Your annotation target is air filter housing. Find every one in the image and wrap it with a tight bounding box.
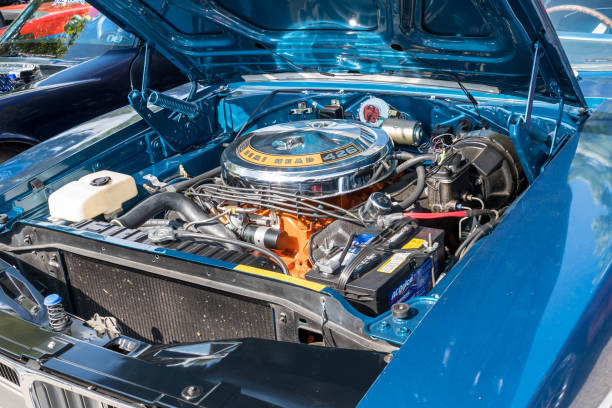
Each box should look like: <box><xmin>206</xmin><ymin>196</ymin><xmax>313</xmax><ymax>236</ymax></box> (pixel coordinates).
<box><xmin>221</xmin><ymin>120</ymin><xmax>395</xmax><ymax>197</ymax></box>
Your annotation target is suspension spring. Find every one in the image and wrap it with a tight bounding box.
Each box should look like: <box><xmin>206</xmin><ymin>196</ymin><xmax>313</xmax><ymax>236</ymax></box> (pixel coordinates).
<box><xmin>44</xmin><ymin>294</ymin><xmax>70</xmax><ymax>331</ymax></box>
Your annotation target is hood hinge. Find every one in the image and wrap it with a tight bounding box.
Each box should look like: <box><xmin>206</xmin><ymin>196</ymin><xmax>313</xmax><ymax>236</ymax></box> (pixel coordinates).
<box><xmin>128</xmin><ymin>43</ymin><xmax>208</xmax><ymax>154</ymax></box>
<box><xmin>550</xmin><ymin>93</ymin><xmax>565</xmax><ymax>155</ymax></box>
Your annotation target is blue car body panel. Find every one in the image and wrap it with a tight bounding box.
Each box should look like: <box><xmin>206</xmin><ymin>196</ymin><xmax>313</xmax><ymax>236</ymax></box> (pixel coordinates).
<box><xmin>360</xmin><ymin>100</ymin><xmax>612</xmax><ymax>407</ymax></box>
<box><xmin>0</xmin><ymin>82</ymin><xmax>605</xmax><ymax>407</ymax></box>
<box><xmin>87</xmin><ymin>0</ymin><xmax>585</xmax><ymax>106</ymax></box>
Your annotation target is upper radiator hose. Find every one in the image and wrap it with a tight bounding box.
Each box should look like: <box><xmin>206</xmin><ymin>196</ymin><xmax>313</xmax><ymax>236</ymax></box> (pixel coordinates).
<box><xmin>113</xmin><ymin>192</ymin><xmax>238</xmax><ymax>247</ymax></box>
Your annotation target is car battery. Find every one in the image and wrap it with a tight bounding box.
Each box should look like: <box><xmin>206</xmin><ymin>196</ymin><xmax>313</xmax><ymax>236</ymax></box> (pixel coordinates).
<box><xmin>306</xmin><ymin>221</ymin><xmax>444</xmax><ymax>315</ymax></box>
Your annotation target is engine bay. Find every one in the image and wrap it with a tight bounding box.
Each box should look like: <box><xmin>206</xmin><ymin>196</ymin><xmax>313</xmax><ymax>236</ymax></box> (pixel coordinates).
<box><xmin>49</xmin><ymin>94</ymin><xmax>523</xmax><ymax>314</ymax></box>
<box><xmin>0</xmin><ymin>84</ymin><xmax>577</xmax><ymax>352</ymax></box>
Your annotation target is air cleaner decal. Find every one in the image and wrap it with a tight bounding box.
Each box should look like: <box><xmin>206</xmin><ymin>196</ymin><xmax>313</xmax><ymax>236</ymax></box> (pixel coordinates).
<box><xmin>238</xmin><ymin>141</ymin><xmax>361</xmax><ymax>167</ymax></box>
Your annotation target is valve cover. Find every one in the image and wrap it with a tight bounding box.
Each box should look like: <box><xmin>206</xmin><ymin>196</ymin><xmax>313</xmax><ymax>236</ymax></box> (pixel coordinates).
<box><xmin>221</xmin><ymin>120</ymin><xmax>395</xmax><ymax>197</ymax></box>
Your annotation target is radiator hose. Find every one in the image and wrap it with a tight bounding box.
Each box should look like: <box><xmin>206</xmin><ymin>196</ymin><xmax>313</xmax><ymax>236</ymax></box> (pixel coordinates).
<box><xmin>113</xmin><ymin>192</ymin><xmax>239</xmax><ymax>249</ymax></box>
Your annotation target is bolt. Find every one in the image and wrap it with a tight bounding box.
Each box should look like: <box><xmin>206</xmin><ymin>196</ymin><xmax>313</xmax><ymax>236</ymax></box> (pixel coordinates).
<box><xmin>279</xmin><ymin>313</ymin><xmax>287</xmax><ymax>324</ymax></box>
<box><xmin>391</xmin><ymin>302</ymin><xmax>411</xmax><ymax>319</ymax></box>
<box><xmin>181</xmin><ymin>385</ymin><xmax>203</xmax><ymax>401</ymax></box>
<box><xmin>24</xmin><ymin>235</ymin><xmax>32</xmax><ymax>245</ymax></box>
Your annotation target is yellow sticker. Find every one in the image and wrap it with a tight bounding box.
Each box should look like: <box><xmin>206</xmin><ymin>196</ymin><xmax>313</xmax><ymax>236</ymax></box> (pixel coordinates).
<box><xmin>238</xmin><ymin>141</ymin><xmax>361</xmax><ymax>168</ymax></box>
<box><xmin>377</xmin><ymin>253</ymin><xmax>410</xmax><ymax>274</ymax></box>
<box><xmin>402</xmin><ymin>238</ymin><xmax>426</xmax><ymax>249</ymax></box>
<box><xmin>233</xmin><ymin>264</ymin><xmax>326</xmax><ymax>292</ymax></box>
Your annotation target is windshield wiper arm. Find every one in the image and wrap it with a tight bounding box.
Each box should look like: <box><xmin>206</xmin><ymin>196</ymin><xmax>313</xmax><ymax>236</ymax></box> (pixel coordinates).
<box><xmin>254</xmin><ymin>42</ymin><xmax>335</xmax><ymax>77</ymax></box>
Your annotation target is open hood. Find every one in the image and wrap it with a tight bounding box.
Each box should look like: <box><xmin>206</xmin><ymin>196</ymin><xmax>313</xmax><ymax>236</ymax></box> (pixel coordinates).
<box><xmin>87</xmin><ymin>0</ymin><xmax>585</xmax><ymax>106</ymax></box>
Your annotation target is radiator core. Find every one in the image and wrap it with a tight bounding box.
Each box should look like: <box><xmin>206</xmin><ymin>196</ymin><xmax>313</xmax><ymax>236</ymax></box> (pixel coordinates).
<box><xmin>63</xmin><ymin>253</ymin><xmax>276</xmax><ymax>344</ymax></box>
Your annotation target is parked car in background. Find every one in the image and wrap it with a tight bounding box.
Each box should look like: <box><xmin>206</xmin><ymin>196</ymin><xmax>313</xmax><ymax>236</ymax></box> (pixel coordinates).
<box><xmin>0</xmin><ymin>0</ymin><xmax>185</xmax><ymax>162</ymax></box>
<box><xmin>544</xmin><ymin>1</ymin><xmax>612</xmax><ymax>107</ymax></box>
<box><xmin>0</xmin><ymin>1</ymin><xmax>28</xmax><ymax>28</ymax></box>
<box><xmin>0</xmin><ymin>0</ymin><xmax>91</xmax><ymax>37</ymax></box>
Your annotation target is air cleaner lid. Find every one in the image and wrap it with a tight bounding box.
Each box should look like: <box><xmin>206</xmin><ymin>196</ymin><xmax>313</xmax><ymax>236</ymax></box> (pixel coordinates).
<box><xmin>221</xmin><ymin>120</ymin><xmax>395</xmax><ymax>197</ymax></box>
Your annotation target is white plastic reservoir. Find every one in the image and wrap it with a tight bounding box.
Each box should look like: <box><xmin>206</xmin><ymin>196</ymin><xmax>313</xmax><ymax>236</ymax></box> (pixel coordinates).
<box><xmin>48</xmin><ymin>171</ymin><xmax>138</xmax><ymax>222</ymax></box>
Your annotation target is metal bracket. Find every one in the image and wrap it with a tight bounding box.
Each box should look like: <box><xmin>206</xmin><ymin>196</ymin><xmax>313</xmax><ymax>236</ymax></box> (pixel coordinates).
<box><xmin>129</xmin><ymin>89</ymin><xmax>202</xmax><ymax>154</ymax></box>
<box><xmin>550</xmin><ymin>94</ymin><xmax>565</xmax><ymax>155</ymax></box>
<box><xmin>128</xmin><ymin>43</ymin><xmax>205</xmax><ymax>153</ymax></box>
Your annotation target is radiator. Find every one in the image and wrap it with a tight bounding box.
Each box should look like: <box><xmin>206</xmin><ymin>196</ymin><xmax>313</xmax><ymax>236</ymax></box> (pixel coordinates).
<box><xmin>62</xmin><ymin>252</ymin><xmax>276</xmax><ymax>344</ymax></box>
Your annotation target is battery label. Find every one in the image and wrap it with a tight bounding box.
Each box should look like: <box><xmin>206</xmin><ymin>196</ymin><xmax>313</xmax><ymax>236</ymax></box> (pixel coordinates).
<box><xmin>388</xmin><ymin>258</ymin><xmax>432</xmax><ymax>306</ymax></box>
<box><xmin>402</xmin><ymin>238</ymin><xmax>426</xmax><ymax>249</ymax></box>
<box><xmin>378</xmin><ymin>237</ymin><xmax>428</xmax><ymax>274</ymax></box>
<box><xmin>377</xmin><ymin>253</ymin><xmax>409</xmax><ymax>274</ymax></box>
<box><xmin>341</xmin><ymin>233</ymin><xmax>376</xmax><ymax>266</ymax></box>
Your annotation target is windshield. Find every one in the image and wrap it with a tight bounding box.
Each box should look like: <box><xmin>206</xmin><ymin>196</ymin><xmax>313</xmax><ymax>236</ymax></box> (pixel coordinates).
<box><xmin>0</xmin><ymin>0</ymin><xmax>136</xmax><ymax>61</ymax></box>
<box><xmin>544</xmin><ymin>1</ymin><xmax>612</xmax><ymax>71</ymax></box>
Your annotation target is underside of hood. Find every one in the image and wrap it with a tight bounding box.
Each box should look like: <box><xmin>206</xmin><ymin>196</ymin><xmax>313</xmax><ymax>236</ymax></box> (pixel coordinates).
<box><xmin>88</xmin><ymin>0</ymin><xmax>585</xmax><ymax>106</ymax></box>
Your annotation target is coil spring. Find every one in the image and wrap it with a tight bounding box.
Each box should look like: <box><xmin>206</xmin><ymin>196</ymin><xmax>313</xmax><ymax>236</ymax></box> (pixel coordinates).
<box><xmin>44</xmin><ymin>295</ymin><xmax>70</xmax><ymax>331</ymax></box>
<box><xmin>147</xmin><ymin>91</ymin><xmax>200</xmax><ymax>118</ymax></box>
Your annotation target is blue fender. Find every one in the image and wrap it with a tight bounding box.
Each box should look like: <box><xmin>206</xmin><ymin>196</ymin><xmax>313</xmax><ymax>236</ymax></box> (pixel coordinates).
<box><xmin>360</xmin><ymin>101</ymin><xmax>612</xmax><ymax>407</ymax></box>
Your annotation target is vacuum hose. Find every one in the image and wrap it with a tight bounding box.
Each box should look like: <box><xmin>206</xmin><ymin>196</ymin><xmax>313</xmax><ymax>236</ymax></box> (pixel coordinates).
<box><xmin>160</xmin><ymin>166</ymin><xmax>221</xmax><ymax>193</ymax></box>
<box><xmin>394</xmin><ymin>153</ymin><xmax>436</xmax><ymax>209</ymax></box>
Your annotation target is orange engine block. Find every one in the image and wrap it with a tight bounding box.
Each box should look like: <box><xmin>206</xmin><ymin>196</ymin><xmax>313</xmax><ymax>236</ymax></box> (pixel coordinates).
<box><xmin>254</xmin><ymin>189</ymin><xmax>377</xmax><ymax>279</ymax></box>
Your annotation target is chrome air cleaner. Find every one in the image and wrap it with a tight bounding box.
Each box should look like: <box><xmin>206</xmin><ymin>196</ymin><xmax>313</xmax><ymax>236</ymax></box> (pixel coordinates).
<box><xmin>221</xmin><ymin>120</ymin><xmax>395</xmax><ymax>198</ymax></box>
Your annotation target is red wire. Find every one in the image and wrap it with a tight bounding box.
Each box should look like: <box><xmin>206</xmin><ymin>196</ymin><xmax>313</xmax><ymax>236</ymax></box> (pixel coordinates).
<box><xmin>402</xmin><ymin>211</ymin><xmax>468</xmax><ymax>219</ymax></box>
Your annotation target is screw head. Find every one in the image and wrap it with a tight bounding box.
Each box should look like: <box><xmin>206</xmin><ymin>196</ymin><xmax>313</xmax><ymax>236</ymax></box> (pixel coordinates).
<box><xmin>181</xmin><ymin>385</ymin><xmax>203</xmax><ymax>401</ymax></box>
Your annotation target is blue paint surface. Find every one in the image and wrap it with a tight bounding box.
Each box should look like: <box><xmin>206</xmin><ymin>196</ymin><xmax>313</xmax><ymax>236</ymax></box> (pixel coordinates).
<box><xmin>86</xmin><ymin>0</ymin><xmax>584</xmax><ymax>105</ymax></box>
<box><xmin>360</xmin><ymin>101</ymin><xmax>612</xmax><ymax>407</ymax></box>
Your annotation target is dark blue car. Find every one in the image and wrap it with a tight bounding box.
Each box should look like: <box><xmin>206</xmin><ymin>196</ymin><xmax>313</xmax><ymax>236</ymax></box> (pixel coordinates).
<box><xmin>0</xmin><ymin>0</ymin><xmax>185</xmax><ymax>162</ymax></box>
<box><xmin>0</xmin><ymin>1</ymin><xmax>610</xmax><ymax>407</ymax></box>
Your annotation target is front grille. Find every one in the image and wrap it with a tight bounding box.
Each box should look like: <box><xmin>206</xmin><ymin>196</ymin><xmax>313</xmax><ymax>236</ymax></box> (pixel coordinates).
<box><xmin>0</xmin><ymin>361</ymin><xmax>19</xmax><ymax>386</ymax></box>
<box><xmin>0</xmin><ymin>356</ymin><xmax>134</xmax><ymax>408</ymax></box>
<box><xmin>32</xmin><ymin>381</ymin><xmax>119</xmax><ymax>408</ymax></box>
<box><xmin>63</xmin><ymin>253</ymin><xmax>276</xmax><ymax>344</ymax></box>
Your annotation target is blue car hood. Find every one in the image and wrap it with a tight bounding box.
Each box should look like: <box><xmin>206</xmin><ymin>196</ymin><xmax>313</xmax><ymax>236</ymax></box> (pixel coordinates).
<box><xmin>79</xmin><ymin>0</ymin><xmax>584</xmax><ymax>106</ymax></box>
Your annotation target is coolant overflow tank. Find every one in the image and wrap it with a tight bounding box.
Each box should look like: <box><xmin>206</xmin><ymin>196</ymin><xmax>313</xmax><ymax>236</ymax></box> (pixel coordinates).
<box><xmin>48</xmin><ymin>171</ymin><xmax>137</xmax><ymax>222</ymax></box>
